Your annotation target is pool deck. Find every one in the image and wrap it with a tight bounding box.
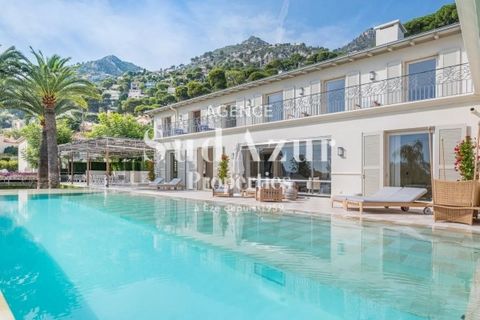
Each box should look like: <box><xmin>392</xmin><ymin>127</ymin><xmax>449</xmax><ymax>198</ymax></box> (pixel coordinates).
<box><xmin>0</xmin><ymin>292</ymin><xmax>14</xmax><ymax>320</ymax></box>
<box><xmin>14</xmin><ymin>184</ymin><xmax>475</xmax><ymax>235</ymax></box>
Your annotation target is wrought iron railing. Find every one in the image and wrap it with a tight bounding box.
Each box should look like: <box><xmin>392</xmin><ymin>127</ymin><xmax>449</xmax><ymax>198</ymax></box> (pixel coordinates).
<box><xmin>156</xmin><ymin>64</ymin><xmax>472</xmax><ymax>138</ymax></box>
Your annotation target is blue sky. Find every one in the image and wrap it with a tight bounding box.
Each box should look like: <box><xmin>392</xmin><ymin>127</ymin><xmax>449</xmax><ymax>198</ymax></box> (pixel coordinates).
<box><xmin>0</xmin><ymin>0</ymin><xmax>454</xmax><ymax>70</ymax></box>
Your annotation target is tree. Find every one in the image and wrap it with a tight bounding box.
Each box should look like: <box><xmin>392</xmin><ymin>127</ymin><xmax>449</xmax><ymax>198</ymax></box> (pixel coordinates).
<box><xmin>207</xmin><ymin>68</ymin><xmax>227</xmax><ymax>90</ymax></box>
<box><xmin>3</xmin><ymin>146</ymin><xmax>18</xmax><ymax>156</ymax></box>
<box><xmin>12</xmin><ymin>49</ymin><xmax>98</xmax><ymax>187</ymax></box>
<box><xmin>248</xmin><ymin>71</ymin><xmax>268</xmax><ymax>82</ymax></box>
<box><xmin>0</xmin><ymin>46</ymin><xmax>23</xmax><ymax>80</ymax></box>
<box><xmin>88</xmin><ymin>112</ymin><xmax>150</xmax><ymax>139</ymax></box>
<box><xmin>175</xmin><ymin>85</ymin><xmax>189</xmax><ymax>101</ymax></box>
<box><xmin>187</xmin><ymin>81</ymin><xmax>210</xmax><ymax>97</ymax></box>
<box><xmin>121</xmin><ymin>98</ymin><xmax>143</xmax><ymax>113</ymax></box>
<box><xmin>20</xmin><ymin>120</ymin><xmax>73</xmax><ymax>169</ymax></box>
<box><xmin>404</xmin><ymin>4</ymin><xmax>458</xmax><ymax>36</ymax></box>
<box><xmin>225</xmin><ymin>70</ymin><xmax>246</xmax><ymax>87</ymax></box>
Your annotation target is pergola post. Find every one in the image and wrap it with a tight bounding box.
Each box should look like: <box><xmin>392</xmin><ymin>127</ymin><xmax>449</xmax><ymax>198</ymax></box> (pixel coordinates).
<box><xmin>105</xmin><ymin>146</ymin><xmax>110</xmax><ymax>188</ymax></box>
<box><xmin>86</xmin><ymin>152</ymin><xmax>91</xmax><ymax>186</ymax></box>
<box><xmin>70</xmin><ymin>153</ymin><xmax>74</xmax><ymax>185</ymax></box>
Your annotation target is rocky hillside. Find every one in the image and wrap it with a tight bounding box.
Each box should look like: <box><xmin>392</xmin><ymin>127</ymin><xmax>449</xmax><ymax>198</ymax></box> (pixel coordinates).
<box><xmin>186</xmin><ymin>36</ymin><xmax>319</xmax><ymax>70</ymax></box>
<box><xmin>77</xmin><ymin>55</ymin><xmax>143</xmax><ymax>81</ymax></box>
<box><xmin>335</xmin><ymin>28</ymin><xmax>376</xmax><ymax>53</ymax></box>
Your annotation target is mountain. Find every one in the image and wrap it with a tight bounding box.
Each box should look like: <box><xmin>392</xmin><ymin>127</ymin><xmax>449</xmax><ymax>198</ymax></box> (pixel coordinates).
<box><xmin>185</xmin><ymin>36</ymin><xmax>320</xmax><ymax>71</ymax></box>
<box><xmin>335</xmin><ymin>28</ymin><xmax>376</xmax><ymax>54</ymax></box>
<box><xmin>77</xmin><ymin>55</ymin><xmax>144</xmax><ymax>81</ymax></box>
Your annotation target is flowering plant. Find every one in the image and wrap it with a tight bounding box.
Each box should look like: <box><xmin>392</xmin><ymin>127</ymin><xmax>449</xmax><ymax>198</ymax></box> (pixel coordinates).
<box><xmin>454</xmin><ymin>137</ymin><xmax>476</xmax><ymax>180</ymax></box>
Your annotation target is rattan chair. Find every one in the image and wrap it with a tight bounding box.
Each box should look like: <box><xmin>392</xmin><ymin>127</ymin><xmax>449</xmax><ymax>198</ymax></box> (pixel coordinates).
<box><xmin>433</xmin><ymin>180</ymin><xmax>479</xmax><ymax>225</ymax></box>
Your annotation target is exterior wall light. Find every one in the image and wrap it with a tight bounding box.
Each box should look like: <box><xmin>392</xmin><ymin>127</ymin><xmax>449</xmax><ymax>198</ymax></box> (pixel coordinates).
<box><xmin>369</xmin><ymin>71</ymin><xmax>376</xmax><ymax>81</ymax></box>
<box><xmin>337</xmin><ymin>147</ymin><xmax>345</xmax><ymax>158</ymax></box>
<box><xmin>298</xmin><ymin>87</ymin><xmax>304</xmax><ymax>96</ymax></box>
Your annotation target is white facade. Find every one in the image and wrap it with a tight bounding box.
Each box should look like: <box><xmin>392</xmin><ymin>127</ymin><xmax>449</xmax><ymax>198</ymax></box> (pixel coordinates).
<box><xmin>149</xmin><ymin>22</ymin><xmax>477</xmax><ymax>197</ymax></box>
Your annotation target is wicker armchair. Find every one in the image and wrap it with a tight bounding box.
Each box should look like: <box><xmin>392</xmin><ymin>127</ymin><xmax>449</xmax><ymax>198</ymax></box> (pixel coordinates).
<box><xmin>256</xmin><ymin>184</ymin><xmax>283</xmax><ymax>202</ymax></box>
<box><xmin>433</xmin><ymin>180</ymin><xmax>479</xmax><ymax>225</ymax></box>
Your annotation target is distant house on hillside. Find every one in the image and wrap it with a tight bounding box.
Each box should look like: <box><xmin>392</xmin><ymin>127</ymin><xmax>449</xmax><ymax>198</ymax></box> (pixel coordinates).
<box><xmin>103</xmin><ymin>89</ymin><xmax>121</xmax><ymax>101</ymax></box>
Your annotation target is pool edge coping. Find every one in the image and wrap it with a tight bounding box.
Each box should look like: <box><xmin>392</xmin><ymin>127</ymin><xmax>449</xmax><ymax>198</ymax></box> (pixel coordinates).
<box><xmin>107</xmin><ymin>188</ymin><xmax>480</xmax><ymax>236</ymax></box>
<box><xmin>0</xmin><ymin>292</ymin><xmax>14</xmax><ymax>320</ymax></box>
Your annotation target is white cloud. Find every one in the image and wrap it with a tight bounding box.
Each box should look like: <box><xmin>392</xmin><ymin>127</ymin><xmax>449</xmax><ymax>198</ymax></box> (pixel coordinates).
<box><xmin>0</xmin><ymin>0</ymin><xmax>353</xmax><ymax>70</ymax></box>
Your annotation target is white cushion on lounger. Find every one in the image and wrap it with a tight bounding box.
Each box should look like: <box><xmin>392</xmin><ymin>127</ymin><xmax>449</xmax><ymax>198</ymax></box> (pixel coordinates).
<box><xmin>332</xmin><ymin>187</ymin><xmax>401</xmax><ymax>202</ymax></box>
<box><xmin>348</xmin><ymin>187</ymin><xmax>427</xmax><ymax>203</ymax></box>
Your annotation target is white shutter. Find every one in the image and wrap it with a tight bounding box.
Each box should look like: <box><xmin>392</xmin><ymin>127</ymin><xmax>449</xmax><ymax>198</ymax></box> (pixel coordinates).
<box><xmin>252</xmin><ymin>94</ymin><xmax>263</xmax><ymax>124</ymax></box>
<box><xmin>310</xmin><ymin>80</ymin><xmax>321</xmax><ymax>115</ymax></box>
<box><xmin>177</xmin><ymin>150</ymin><xmax>186</xmax><ymax>185</ymax></box>
<box><xmin>156</xmin><ymin>151</ymin><xmax>166</xmax><ymax>179</ymax></box>
<box><xmin>345</xmin><ymin>71</ymin><xmax>360</xmax><ymax>110</ymax></box>
<box><xmin>236</xmin><ymin>98</ymin><xmax>245</xmax><ymax>126</ymax></box>
<box><xmin>435</xmin><ymin>125</ymin><xmax>467</xmax><ymax>180</ymax></box>
<box><xmin>362</xmin><ymin>132</ymin><xmax>383</xmax><ymax>196</ymax></box>
<box><xmin>387</xmin><ymin>61</ymin><xmax>402</xmax><ymax>105</ymax></box>
<box><xmin>438</xmin><ymin>48</ymin><xmax>461</xmax><ymax>96</ymax></box>
<box><xmin>180</xmin><ymin>112</ymin><xmax>189</xmax><ymax>133</ymax></box>
<box><xmin>283</xmin><ymin>87</ymin><xmax>295</xmax><ymax>119</ymax></box>
<box><xmin>186</xmin><ymin>148</ymin><xmax>196</xmax><ymax>189</ymax></box>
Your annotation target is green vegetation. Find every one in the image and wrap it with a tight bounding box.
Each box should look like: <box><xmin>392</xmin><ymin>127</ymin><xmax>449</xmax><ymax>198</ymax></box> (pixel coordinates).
<box><xmin>404</xmin><ymin>4</ymin><xmax>458</xmax><ymax>36</ymax></box>
<box><xmin>19</xmin><ymin>120</ymin><xmax>73</xmax><ymax>169</ymax></box>
<box><xmin>217</xmin><ymin>154</ymin><xmax>229</xmax><ymax>184</ymax></box>
<box><xmin>454</xmin><ymin>137</ymin><xmax>475</xmax><ymax>181</ymax></box>
<box><xmin>88</xmin><ymin>112</ymin><xmax>150</xmax><ymax>139</ymax></box>
<box><xmin>4</xmin><ymin>49</ymin><xmax>98</xmax><ymax>187</ymax></box>
<box><xmin>0</xmin><ymin>158</ymin><xmax>18</xmax><ymax>171</ymax></box>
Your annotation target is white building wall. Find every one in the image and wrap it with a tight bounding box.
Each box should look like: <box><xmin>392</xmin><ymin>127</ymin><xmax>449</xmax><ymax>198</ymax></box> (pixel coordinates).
<box><xmin>152</xmin><ymin>29</ymin><xmax>476</xmax><ymax>195</ymax></box>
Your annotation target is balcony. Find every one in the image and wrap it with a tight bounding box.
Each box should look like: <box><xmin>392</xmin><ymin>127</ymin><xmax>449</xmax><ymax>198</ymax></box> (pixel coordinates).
<box><xmin>156</xmin><ymin>64</ymin><xmax>473</xmax><ymax>138</ymax></box>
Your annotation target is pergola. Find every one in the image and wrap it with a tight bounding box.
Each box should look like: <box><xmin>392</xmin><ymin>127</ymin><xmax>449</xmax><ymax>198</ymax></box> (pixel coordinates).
<box><xmin>58</xmin><ymin>137</ymin><xmax>155</xmax><ymax>186</ymax></box>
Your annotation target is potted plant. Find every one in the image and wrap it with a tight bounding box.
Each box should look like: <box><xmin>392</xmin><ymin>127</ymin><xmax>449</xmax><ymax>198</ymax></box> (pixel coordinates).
<box><xmin>217</xmin><ymin>154</ymin><xmax>229</xmax><ymax>185</ymax></box>
<box><xmin>433</xmin><ymin>136</ymin><xmax>479</xmax><ymax>224</ymax></box>
<box><xmin>146</xmin><ymin>160</ymin><xmax>155</xmax><ymax>182</ymax></box>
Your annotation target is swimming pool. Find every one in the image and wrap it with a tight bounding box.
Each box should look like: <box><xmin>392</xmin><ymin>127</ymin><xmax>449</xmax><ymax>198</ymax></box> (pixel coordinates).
<box><xmin>0</xmin><ymin>191</ymin><xmax>479</xmax><ymax>320</ymax></box>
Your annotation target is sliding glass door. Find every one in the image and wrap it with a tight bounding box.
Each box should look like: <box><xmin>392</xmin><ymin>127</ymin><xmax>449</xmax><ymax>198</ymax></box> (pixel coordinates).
<box><xmin>388</xmin><ymin>132</ymin><xmax>431</xmax><ymax>198</ymax></box>
<box><xmin>242</xmin><ymin>139</ymin><xmax>331</xmax><ymax>196</ymax></box>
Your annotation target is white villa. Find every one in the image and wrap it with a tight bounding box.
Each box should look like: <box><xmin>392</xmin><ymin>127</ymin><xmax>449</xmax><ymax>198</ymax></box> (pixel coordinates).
<box><xmin>148</xmin><ymin>18</ymin><xmax>480</xmax><ymax>198</ymax></box>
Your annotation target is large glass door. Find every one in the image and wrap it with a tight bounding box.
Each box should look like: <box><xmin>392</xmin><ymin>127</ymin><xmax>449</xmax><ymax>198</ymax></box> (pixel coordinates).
<box><xmin>325</xmin><ymin>78</ymin><xmax>345</xmax><ymax>113</ymax></box>
<box><xmin>242</xmin><ymin>139</ymin><xmax>332</xmax><ymax>196</ymax></box>
<box><xmin>388</xmin><ymin>132</ymin><xmax>431</xmax><ymax>198</ymax></box>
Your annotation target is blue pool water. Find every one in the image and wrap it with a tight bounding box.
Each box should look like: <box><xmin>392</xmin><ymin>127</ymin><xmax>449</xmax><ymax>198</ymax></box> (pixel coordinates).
<box><xmin>0</xmin><ymin>191</ymin><xmax>479</xmax><ymax>320</ymax></box>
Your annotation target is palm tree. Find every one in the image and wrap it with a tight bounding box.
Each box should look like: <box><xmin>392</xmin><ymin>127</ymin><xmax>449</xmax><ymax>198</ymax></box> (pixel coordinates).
<box><xmin>11</xmin><ymin>49</ymin><xmax>98</xmax><ymax>187</ymax></box>
<box><xmin>2</xmin><ymin>88</ymin><xmax>80</xmax><ymax>188</ymax></box>
<box><xmin>0</xmin><ymin>46</ymin><xmax>23</xmax><ymax>79</ymax></box>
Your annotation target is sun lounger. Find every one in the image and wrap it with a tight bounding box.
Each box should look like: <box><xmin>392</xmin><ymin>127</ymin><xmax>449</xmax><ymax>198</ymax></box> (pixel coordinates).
<box><xmin>337</xmin><ymin>187</ymin><xmax>430</xmax><ymax>214</ymax></box>
<box><xmin>157</xmin><ymin>178</ymin><xmax>184</xmax><ymax>190</ymax></box>
<box><xmin>331</xmin><ymin>187</ymin><xmax>402</xmax><ymax>209</ymax></box>
<box><xmin>146</xmin><ymin>177</ymin><xmax>164</xmax><ymax>188</ymax></box>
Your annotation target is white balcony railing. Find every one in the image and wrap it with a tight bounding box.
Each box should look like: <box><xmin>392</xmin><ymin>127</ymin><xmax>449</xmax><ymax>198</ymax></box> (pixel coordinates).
<box><xmin>157</xmin><ymin>64</ymin><xmax>473</xmax><ymax>138</ymax></box>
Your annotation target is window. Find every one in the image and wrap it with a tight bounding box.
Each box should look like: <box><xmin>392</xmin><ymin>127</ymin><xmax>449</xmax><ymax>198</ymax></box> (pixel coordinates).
<box><xmin>266</xmin><ymin>92</ymin><xmax>283</xmax><ymax>122</ymax></box>
<box><xmin>224</xmin><ymin>103</ymin><xmax>236</xmax><ymax>128</ymax></box>
<box><xmin>191</xmin><ymin>110</ymin><xmax>201</xmax><ymax>132</ymax></box>
<box><xmin>325</xmin><ymin>78</ymin><xmax>345</xmax><ymax>113</ymax></box>
<box><xmin>407</xmin><ymin>58</ymin><xmax>436</xmax><ymax>101</ymax></box>
<box><xmin>162</xmin><ymin>117</ymin><xmax>172</xmax><ymax>137</ymax></box>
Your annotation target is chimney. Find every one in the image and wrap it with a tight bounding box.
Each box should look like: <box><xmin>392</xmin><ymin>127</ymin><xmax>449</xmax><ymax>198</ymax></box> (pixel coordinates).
<box><xmin>374</xmin><ymin>20</ymin><xmax>406</xmax><ymax>46</ymax></box>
